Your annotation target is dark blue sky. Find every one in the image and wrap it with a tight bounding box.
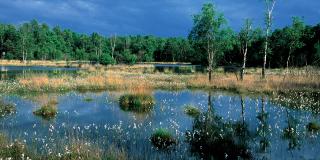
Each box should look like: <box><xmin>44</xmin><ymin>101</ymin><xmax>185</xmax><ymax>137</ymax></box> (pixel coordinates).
<box><xmin>0</xmin><ymin>0</ymin><xmax>319</xmax><ymax>37</ymax></box>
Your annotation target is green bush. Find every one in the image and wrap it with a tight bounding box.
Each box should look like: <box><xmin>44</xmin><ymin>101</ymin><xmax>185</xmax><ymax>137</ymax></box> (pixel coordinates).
<box><xmin>122</xmin><ymin>50</ymin><xmax>137</xmax><ymax>65</ymax></box>
<box><xmin>119</xmin><ymin>94</ymin><xmax>155</xmax><ymax>112</ymax></box>
<box><xmin>100</xmin><ymin>53</ymin><xmax>116</xmax><ymax>65</ymax></box>
<box><xmin>151</xmin><ymin>128</ymin><xmax>176</xmax><ymax>149</ymax></box>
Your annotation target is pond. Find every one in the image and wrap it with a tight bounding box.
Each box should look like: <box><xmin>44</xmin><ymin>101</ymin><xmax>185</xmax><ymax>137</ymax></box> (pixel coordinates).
<box><xmin>0</xmin><ymin>65</ymin><xmax>79</xmax><ymax>80</ymax></box>
<box><xmin>152</xmin><ymin>64</ymin><xmax>205</xmax><ymax>73</ymax></box>
<box><xmin>0</xmin><ymin>90</ymin><xmax>319</xmax><ymax>159</ymax></box>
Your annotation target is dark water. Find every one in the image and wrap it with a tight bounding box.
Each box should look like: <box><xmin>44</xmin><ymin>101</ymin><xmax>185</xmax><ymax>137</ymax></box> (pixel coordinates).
<box><xmin>0</xmin><ymin>90</ymin><xmax>319</xmax><ymax>159</ymax></box>
<box><xmin>0</xmin><ymin>65</ymin><xmax>79</xmax><ymax>79</ymax></box>
<box><xmin>153</xmin><ymin>64</ymin><xmax>205</xmax><ymax>73</ymax></box>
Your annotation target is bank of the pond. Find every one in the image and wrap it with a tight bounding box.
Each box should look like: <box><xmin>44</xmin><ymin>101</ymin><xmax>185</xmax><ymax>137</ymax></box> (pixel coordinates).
<box><xmin>0</xmin><ymin>69</ymin><xmax>319</xmax><ymax>95</ymax></box>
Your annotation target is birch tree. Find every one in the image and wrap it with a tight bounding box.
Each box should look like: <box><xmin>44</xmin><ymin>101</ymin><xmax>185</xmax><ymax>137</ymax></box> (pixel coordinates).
<box><xmin>262</xmin><ymin>0</ymin><xmax>276</xmax><ymax>79</ymax></box>
<box><xmin>239</xmin><ymin>19</ymin><xmax>253</xmax><ymax>81</ymax></box>
<box><xmin>189</xmin><ymin>3</ymin><xmax>233</xmax><ymax>82</ymax></box>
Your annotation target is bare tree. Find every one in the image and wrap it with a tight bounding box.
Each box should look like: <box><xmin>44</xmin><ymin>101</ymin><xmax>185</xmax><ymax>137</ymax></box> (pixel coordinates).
<box><xmin>262</xmin><ymin>0</ymin><xmax>276</xmax><ymax>79</ymax></box>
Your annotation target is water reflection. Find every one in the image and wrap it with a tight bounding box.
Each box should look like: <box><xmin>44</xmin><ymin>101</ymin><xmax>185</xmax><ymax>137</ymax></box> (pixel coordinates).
<box><xmin>0</xmin><ymin>65</ymin><xmax>79</xmax><ymax>80</ymax></box>
<box><xmin>0</xmin><ymin>90</ymin><xmax>319</xmax><ymax>159</ymax></box>
<box><xmin>186</xmin><ymin>92</ymin><xmax>251</xmax><ymax>159</ymax></box>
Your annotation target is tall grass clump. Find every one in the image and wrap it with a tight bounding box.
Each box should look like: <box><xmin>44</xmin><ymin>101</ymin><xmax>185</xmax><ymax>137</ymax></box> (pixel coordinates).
<box><xmin>119</xmin><ymin>94</ymin><xmax>155</xmax><ymax>112</ymax></box>
<box><xmin>60</xmin><ymin>141</ymin><xmax>102</xmax><ymax>160</ymax></box>
<box><xmin>184</xmin><ymin>105</ymin><xmax>200</xmax><ymax>118</ymax></box>
<box><xmin>0</xmin><ymin>100</ymin><xmax>16</xmax><ymax>117</ymax></box>
<box><xmin>150</xmin><ymin>128</ymin><xmax>176</xmax><ymax>149</ymax></box>
<box><xmin>0</xmin><ymin>133</ymin><xmax>30</xmax><ymax>159</ymax></box>
<box><xmin>33</xmin><ymin>100</ymin><xmax>58</xmax><ymax>119</ymax></box>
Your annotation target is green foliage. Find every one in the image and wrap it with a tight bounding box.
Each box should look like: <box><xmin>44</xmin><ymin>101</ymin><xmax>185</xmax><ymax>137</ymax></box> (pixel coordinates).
<box><xmin>100</xmin><ymin>53</ymin><xmax>116</xmax><ymax>65</ymax></box>
<box><xmin>151</xmin><ymin>128</ymin><xmax>176</xmax><ymax>149</ymax></box>
<box><xmin>184</xmin><ymin>105</ymin><xmax>200</xmax><ymax>117</ymax></box>
<box><xmin>189</xmin><ymin>3</ymin><xmax>234</xmax><ymax>67</ymax></box>
<box><xmin>0</xmin><ymin>16</ymin><xmax>319</xmax><ymax>68</ymax></box>
<box><xmin>122</xmin><ymin>49</ymin><xmax>137</xmax><ymax>65</ymax></box>
<box><xmin>119</xmin><ymin>94</ymin><xmax>155</xmax><ymax>112</ymax></box>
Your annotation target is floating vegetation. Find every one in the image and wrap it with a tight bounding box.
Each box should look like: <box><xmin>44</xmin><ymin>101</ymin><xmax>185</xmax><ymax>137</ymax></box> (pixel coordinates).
<box><xmin>83</xmin><ymin>97</ymin><xmax>94</xmax><ymax>102</ymax></box>
<box><xmin>151</xmin><ymin>128</ymin><xmax>176</xmax><ymax>149</ymax></box>
<box><xmin>184</xmin><ymin>105</ymin><xmax>200</xmax><ymax>118</ymax></box>
<box><xmin>306</xmin><ymin>122</ymin><xmax>320</xmax><ymax>132</ymax></box>
<box><xmin>119</xmin><ymin>94</ymin><xmax>155</xmax><ymax>112</ymax></box>
<box><xmin>0</xmin><ymin>100</ymin><xmax>16</xmax><ymax>117</ymax></box>
<box><xmin>33</xmin><ymin>100</ymin><xmax>58</xmax><ymax>119</ymax></box>
<box><xmin>272</xmin><ymin>91</ymin><xmax>320</xmax><ymax>113</ymax></box>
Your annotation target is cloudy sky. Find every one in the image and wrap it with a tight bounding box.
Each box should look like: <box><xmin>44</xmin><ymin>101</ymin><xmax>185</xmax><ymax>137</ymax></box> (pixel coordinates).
<box><xmin>0</xmin><ymin>0</ymin><xmax>319</xmax><ymax>37</ymax></box>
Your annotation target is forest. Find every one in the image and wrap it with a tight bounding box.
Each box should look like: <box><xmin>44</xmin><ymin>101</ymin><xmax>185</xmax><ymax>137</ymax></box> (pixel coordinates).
<box><xmin>0</xmin><ymin>18</ymin><xmax>319</xmax><ymax>67</ymax></box>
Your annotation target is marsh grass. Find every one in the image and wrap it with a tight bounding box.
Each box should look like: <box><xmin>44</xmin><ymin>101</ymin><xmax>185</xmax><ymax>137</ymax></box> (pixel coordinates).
<box><xmin>119</xmin><ymin>94</ymin><xmax>155</xmax><ymax>112</ymax></box>
<box><xmin>150</xmin><ymin>128</ymin><xmax>176</xmax><ymax>149</ymax></box>
<box><xmin>0</xmin><ymin>100</ymin><xmax>16</xmax><ymax>117</ymax></box>
<box><xmin>184</xmin><ymin>105</ymin><xmax>200</xmax><ymax>118</ymax></box>
<box><xmin>1</xmin><ymin>65</ymin><xmax>319</xmax><ymax>95</ymax></box>
<box><xmin>33</xmin><ymin>100</ymin><xmax>58</xmax><ymax>119</ymax></box>
<box><xmin>0</xmin><ymin>132</ymin><xmax>128</xmax><ymax>160</ymax></box>
<box><xmin>0</xmin><ymin>133</ymin><xmax>30</xmax><ymax>159</ymax></box>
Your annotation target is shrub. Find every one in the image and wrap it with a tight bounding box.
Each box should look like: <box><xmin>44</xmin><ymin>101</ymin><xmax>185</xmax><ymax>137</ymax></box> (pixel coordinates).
<box><xmin>0</xmin><ymin>100</ymin><xmax>16</xmax><ymax>117</ymax></box>
<box><xmin>151</xmin><ymin>128</ymin><xmax>176</xmax><ymax>149</ymax></box>
<box><xmin>307</xmin><ymin>122</ymin><xmax>320</xmax><ymax>132</ymax></box>
<box><xmin>100</xmin><ymin>53</ymin><xmax>116</xmax><ymax>65</ymax></box>
<box><xmin>184</xmin><ymin>105</ymin><xmax>200</xmax><ymax>117</ymax></box>
<box><xmin>119</xmin><ymin>94</ymin><xmax>155</xmax><ymax>112</ymax></box>
<box><xmin>33</xmin><ymin>100</ymin><xmax>58</xmax><ymax>119</ymax></box>
<box><xmin>122</xmin><ymin>49</ymin><xmax>137</xmax><ymax>65</ymax></box>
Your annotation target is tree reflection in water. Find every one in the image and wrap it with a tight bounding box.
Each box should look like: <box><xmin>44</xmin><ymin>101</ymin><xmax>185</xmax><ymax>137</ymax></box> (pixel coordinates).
<box><xmin>186</xmin><ymin>91</ymin><xmax>252</xmax><ymax>160</ymax></box>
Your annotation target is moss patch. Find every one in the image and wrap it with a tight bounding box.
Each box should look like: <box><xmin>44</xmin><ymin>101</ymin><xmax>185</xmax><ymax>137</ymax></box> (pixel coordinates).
<box><xmin>184</xmin><ymin>105</ymin><xmax>200</xmax><ymax>118</ymax></box>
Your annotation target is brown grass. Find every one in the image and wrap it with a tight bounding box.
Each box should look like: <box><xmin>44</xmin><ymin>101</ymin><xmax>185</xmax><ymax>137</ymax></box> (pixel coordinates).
<box><xmin>2</xmin><ymin>65</ymin><xmax>319</xmax><ymax>94</ymax></box>
<box><xmin>187</xmin><ymin>73</ymin><xmax>320</xmax><ymax>93</ymax></box>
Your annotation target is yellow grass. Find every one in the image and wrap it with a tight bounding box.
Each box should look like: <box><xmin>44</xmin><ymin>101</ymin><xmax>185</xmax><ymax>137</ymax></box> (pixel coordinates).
<box><xmin>1</xmin><ymin>64</ymin><xmax>319</xmax><ymax>94</ymax></box>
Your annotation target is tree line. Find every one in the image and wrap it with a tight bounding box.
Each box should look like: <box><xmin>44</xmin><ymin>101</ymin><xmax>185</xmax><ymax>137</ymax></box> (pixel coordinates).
<box><xmin>0</xmin><ymin>4</ymin><xmax>319</xmax><ymax>69</ymax></box>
